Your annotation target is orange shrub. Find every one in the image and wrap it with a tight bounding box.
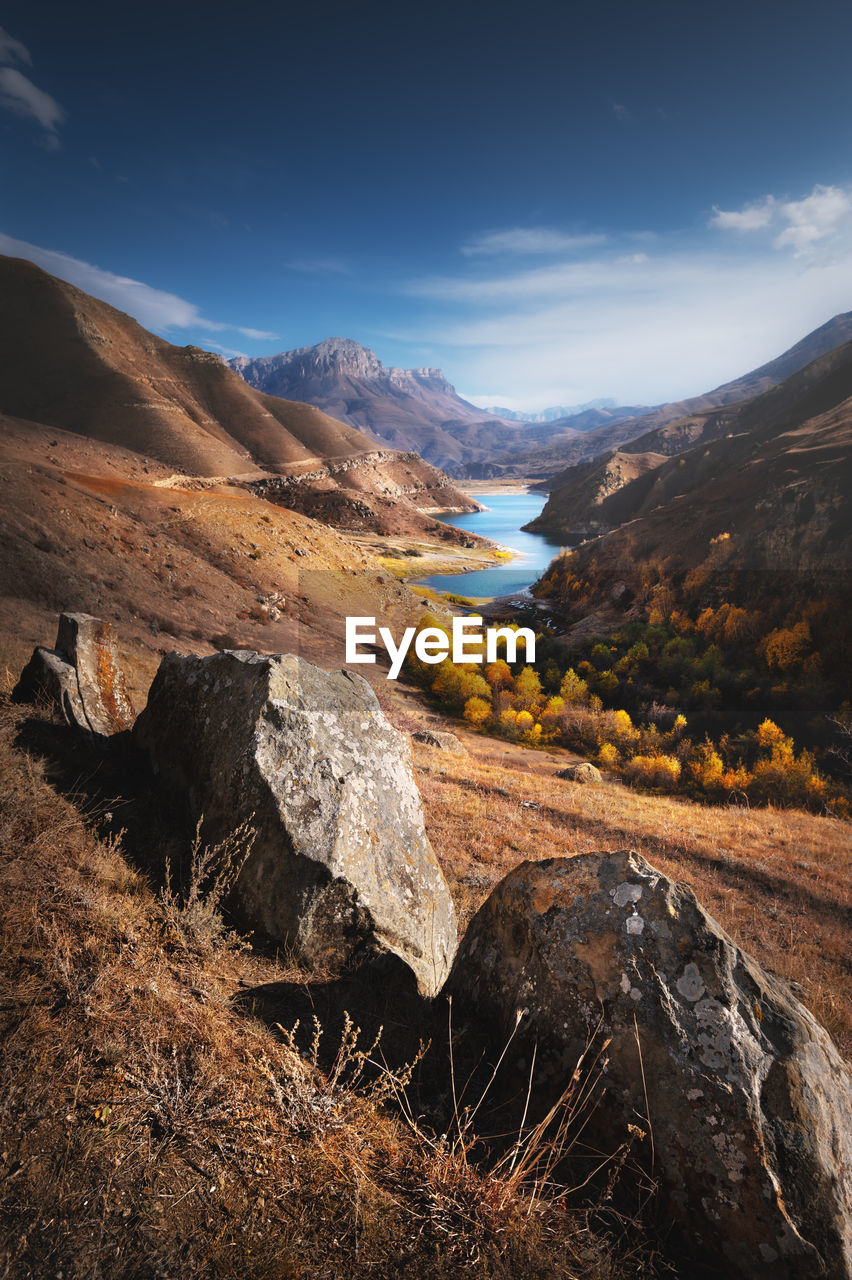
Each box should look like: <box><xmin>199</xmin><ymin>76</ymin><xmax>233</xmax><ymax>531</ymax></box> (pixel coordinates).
<box><xmin>624</xmin><ymin>753</ymin><xmax>682</xmax><ymax>790</ymax></box>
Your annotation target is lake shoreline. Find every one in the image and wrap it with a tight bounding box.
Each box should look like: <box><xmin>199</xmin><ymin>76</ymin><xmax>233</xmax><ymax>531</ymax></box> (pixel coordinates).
<box><xmin>413</xmin><ymin>491</ymin><xmax>562</xmax><ymax>599</ymax></box>
<box><xmin>455</xmin><ymin>479</ymin><xmax>539</xmax><ymax>496</ymax></box>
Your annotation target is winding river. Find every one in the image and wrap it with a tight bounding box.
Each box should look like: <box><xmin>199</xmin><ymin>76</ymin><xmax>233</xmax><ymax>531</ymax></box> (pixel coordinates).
<box><xmin>417</xmin><ymin>491</ymin><xmax>565</xmax><ymax>598</ymax></box>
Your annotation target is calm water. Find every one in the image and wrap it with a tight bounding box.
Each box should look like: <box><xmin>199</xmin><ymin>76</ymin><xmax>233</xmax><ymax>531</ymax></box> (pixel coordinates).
<box><xmin>417</xmin><ymin>492</ymin><xmax>565</xmax><ymax>598</ymax></box>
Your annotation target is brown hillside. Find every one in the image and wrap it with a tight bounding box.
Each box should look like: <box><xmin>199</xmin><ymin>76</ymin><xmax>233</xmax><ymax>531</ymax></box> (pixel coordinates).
<box><xmin>0</xmin><ymin>257</ymin><xmax>481</xmax><ymax>548</ymax></box>
<box><xmin>524</xmin><ymin>450</ymin><xmax>667</xmax><ymax>538</ymax></box>
<box><xmin>482</xmin><ymin>311</ymin><xmax>852</xmax><ymax>483</ymax></box>
<box><xmin>0</xmin><ymin>257</ymin><xmax>384</xmax><ymax>477</ymax></box>
<box><xmin>530</xmin><ymin>337</ymin><xmax>852</xmax><ymax>570</ymax></box>
<box><xmin>0</xmin><ymin>411</ymin><xmax>454</xmax><ymax>707</ymax></box>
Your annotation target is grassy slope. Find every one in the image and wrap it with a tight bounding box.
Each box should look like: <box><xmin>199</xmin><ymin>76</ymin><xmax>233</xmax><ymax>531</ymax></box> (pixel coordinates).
<box><xmin>402</xmin><ymin>724</ymin><xmax>852</xmax><ymax>1058</ymax></box>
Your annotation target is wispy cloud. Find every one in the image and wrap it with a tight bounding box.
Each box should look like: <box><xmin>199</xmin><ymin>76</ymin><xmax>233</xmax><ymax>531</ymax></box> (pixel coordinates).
<box><xmin>710</xmin><ymin>196</ymin><xmax>776</xmax><ymax>232</ymax></box>
<box><xmin>711</xmin><ymin>183</ymin><xmax>852</xmax><ymax>256</ymax></box>
<box><xmin>202</xmin><ymin>341</ymin><xmax>251</xmax><ymax>360</ymax></box>
<box><xmin>235</xmin><ymin>325</ymin><xmax>278</xmax><ymax>340</ymax></box>
<box><xmin>611</xmin><ymin>101</ymin><xmax>630</xmax><ymax>122</ymax></box>
<box><xmin>389</xmin><ymin>184</ymin><xmax>852</xmax><ymax>409</ymax></box>
<box><xmin>462</xmin><ymin>227</ymin><xmax>606</xmax><ymax>256</ymax></box>
<box><xmin>0</xmin><ymin>233</ymin><xmax>277</xmax><ymax>342</ymax></box>
<box><xmin>0</xmin><ymin>30</ymin><xmax>65</xmax><ymax>147</ymax></box>
<box><xmin>0</xmin><ymin>26</ymin><xmax>31</xmax><ymax>65</ymax></box>
<box><xmin>0</xmin><ymin>66</ymin><xmax>64</xmax><ymax>144</ymax></box>
<box><xmin>284</xmin><ymin>256</ymin><xmax>351</xmax><ymax>275</ymax></box>
<box><xmin>407</xmin><ymin>252</ymin><xmax>656</xmax><ymax>303</ymax></box>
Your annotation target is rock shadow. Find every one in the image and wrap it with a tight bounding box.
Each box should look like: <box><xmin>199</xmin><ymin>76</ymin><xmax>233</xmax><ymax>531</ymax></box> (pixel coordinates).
<box><xmin>12</xmin><ymin>711</ymin><xmax>196</xmax><ymax>891</ymax></box>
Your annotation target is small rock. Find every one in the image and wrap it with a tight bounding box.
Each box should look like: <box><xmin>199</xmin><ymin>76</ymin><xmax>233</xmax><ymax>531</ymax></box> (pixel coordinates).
<box><xmin>556</xmin><ymin>761</ymin><xmax>602</xmax><ymax>784</ymax></box>
<box><xmin>13</xmin><ymin>613</ymin><xmax>134</xmax><ymax>738</ymax></box>
<box><xmin>411</xmin><ymin>729</ymin><xmax>468</xmax><ymax>755</ymax></box>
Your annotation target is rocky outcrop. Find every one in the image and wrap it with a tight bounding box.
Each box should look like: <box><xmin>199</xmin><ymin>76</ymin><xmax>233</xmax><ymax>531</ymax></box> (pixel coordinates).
<box><xmin>228</xmin><ymin>338</ymin><xmax>528</xmax><ymax>472</ymax></box>
<box><xmin>449</xmin><ymin>850</ymin><xmax>852</xmax><ymax>1279</ymax></box>
<box><xmin>556</xmin><ymin>762</ymin><xmax>602</xmax><ymax>784</ymax></box>
<box><xmin>134</xmin><ymin>650</ymin><xmax>457</xmax><ymax>996</ymax></box>
<box><xmin>411</xmin><ymin>729</ymin><xmax>468</xmax><ymax>755</ymax></box>
<box><xmin>13</xmin><ymin>612</ymin><xmax>134</xmax><ymax>737</ymax></box>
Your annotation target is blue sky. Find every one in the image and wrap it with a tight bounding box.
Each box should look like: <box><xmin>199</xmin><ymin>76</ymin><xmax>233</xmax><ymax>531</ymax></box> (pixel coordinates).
<box><xmin>2</xmin><ymin>0</ymin><xmax>851</xmax><ymax>411</ymax></box>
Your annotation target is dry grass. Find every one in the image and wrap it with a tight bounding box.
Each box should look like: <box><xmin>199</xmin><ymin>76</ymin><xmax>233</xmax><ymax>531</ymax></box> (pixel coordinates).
<box><xmin>414</xmin><ymin>736</ymin><xmax>852</xmax><ymax>1056</ymax></box>
<box><xmin>0</xmin><ymin>699</ymin><xmax>665</xmax><ymax>1280</ymax></box>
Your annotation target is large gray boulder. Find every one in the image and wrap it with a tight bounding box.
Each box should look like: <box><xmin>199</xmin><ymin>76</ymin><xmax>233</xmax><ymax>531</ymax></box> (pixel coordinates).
<box><xmin>449</xmin><ymin>850</ymin><xmax>852</xmax><ymax>1279</ymax></box>
<box><xmin>134</xmin><ymin>650</ymin><xmax>457</xmax><ymax>996</ymax></box>
<box><xmin>13</xmin><ymin>612</ymin><xmax>134</xmax><ymax>737</ymax></box>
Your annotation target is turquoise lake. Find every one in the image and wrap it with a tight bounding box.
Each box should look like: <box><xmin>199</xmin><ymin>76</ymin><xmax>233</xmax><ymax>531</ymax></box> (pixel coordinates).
<box><xmin>417</xmin><ymin>492</ymin><xmax>566</xmax><ymax>598</ymax></box>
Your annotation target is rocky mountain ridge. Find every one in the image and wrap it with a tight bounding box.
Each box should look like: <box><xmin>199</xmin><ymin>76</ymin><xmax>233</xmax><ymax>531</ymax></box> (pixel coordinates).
<box><xmin>230</xmin><ymin>337</ymin><xmax>535</xmax><ymax>471</ymax></box>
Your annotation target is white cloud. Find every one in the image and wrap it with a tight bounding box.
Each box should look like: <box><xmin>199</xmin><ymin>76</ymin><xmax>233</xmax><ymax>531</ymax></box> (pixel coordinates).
<box><xmin>389</xmin><ymin>186</ymin><xmax>852</xmax><ymax>408</ymax></box>
<box><xmin>0</xmin><ymin>66</ymin><xmax>65</xmax><ymax>141</ymax></box>
<box><xmin>711</xmin><ymin>183</ymin><xmax>852</xmax><ymax>257</ymax></box>
<box><xmin>203</xmin><ymin>341</ymin><xmax>251</xmax><ymax>359</ymax></box>
<box><xmin>710</xmin><ymin>197</ymin><xmax>776</xmax><ymax>231</ymax></box>
<box><xmin>0</xmin><ymin>26</ymin><xmax>31</xmax><ymax>65</ymax></box>
<box><xmin>0</xmin><ymin>233</ymin><xmax>276</xmax><ymax>342</ymax></box>
<box><xmin>774</xmin><ymin>184</ymin><xmax>852</xmax><ymax>255</ymax></box>
<box><xmin>236</xmin><ymin>325</ymin><xmax>278</xmax><ymax>340</ymax></box>
<box><xmin>611</xmin><ymin>102</ymin><xmax>630</xmax><ymax>121</ymax></box>
<box><xmin>408</xmin><ymin>253</ymin><xmax>680</xmax><ymax>304</ymax></box>
<box><xmin>462</xmin><ymin>228</ymin><xmax>606</xmax><ymax>256</ymax></box>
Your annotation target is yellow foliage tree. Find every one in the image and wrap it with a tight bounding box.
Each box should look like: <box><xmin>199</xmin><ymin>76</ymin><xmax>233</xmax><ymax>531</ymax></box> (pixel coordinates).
<box><xmin>559</xmin><ymin>668</ymin><xmax>589</xmax><ymax>705</ymax></box>
<box><xmin>431</xmin><ymin>661</ymin><xmax>464</xmax><ymax>706</ymax></box>
<box><xmin>459</xmin><ymin>670</ymin><xmax>492</xmax><ymax>703</ymax></box>
<box><xmin>484</xmin><ymin>659</ymin><xmax>512</xmax><ymax>690</ymax></box>
<box><xmin>762</xmin><ymin>620</ymin><xmax>811</xmax><ymax>672</ymax></box>
<box><xmin>625</xmin><ymin>753</ymin><xmax>681</xmax><ymax>790</ymax></box>
<box><xmin>499</xmin><ymin>707</ymin><xmax>521</xmax><ymax>739</ymax></box>
<box><xmin>513</xmin><ymin>666</ymin><xmax>543</xmax><ymax>713</ymax></box>
<box><xmin>463</xmin><ymin>696</ymin><xmax>492</xmax><ymax>728</ymax></box>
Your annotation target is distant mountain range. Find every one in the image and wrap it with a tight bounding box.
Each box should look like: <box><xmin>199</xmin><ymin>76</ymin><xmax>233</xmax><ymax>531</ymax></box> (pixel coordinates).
<box><xmin>228</xmin><ymin>341</ymin><xmax>651</xmax><ymax>472</ymax></box>
<box><xmin>228</xmin><ymin>339</ymin><xmax>518</xmax><ymax>471</ymax></box>
<box><xmin>230</xmin><ymin>318</ymin><xmax>852</xmax><ymax>486</ymax></box>
<box><xmin>482</xmin><ymin>399</ymin><xmax>622</xmax><ymax>423</ymax></box>
<box><xmin>462</xmin><ymin>312</ymin><xmax>852</xmax><ymax>483</ymax></box>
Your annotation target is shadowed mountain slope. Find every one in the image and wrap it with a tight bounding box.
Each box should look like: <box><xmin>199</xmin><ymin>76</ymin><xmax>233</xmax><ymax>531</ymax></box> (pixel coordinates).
<box><xmin>0</xmin><ymin>256</ymin><xmax>478</xmax><ymax>525</ymax></box>
<box><xmin>532</xmin><ymin>336</ymin><xmax>852</xmax><ymax>577</ymax></box>
<box><xmin>469</xmin><ymin>312</ymin><xmax>852</xmax><ymax>484</ymax></box>
<box><xmin>0</xmin><ymin>258</ymin><xmax>390</xmax><ymax>478</ymax></box>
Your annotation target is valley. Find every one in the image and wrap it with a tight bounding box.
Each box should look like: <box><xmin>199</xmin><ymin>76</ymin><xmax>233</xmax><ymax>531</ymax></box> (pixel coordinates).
<box><xmin>1</xmin><ymin>252</ymin><xmax>851</xmax><ymax>1280</ymax></box>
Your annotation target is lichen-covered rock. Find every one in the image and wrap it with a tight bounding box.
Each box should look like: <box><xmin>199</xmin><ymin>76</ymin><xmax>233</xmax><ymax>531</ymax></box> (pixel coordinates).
<box><xmin>556</xmin><ymin>761</ymin><xmax>602</xmax><ymax>784</ymax></box>
<box><xmin>449</xmin><ymin>851</ymin><xmax>852</xmax><ymax>1279</ymax></box>
<box><xmin>13</xmin><ymin>613</ymin><xmax>134</xmax><ymax>737</ymax></box>
<box><xmin>411</xmin><ymin>729</ymin><xmax>468</xmax><ymax>755</ymax></box>
<box><xmin>134</xmin><ymin>650</ymin><xmax>457</xmax><ymax>995</ymax></box>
